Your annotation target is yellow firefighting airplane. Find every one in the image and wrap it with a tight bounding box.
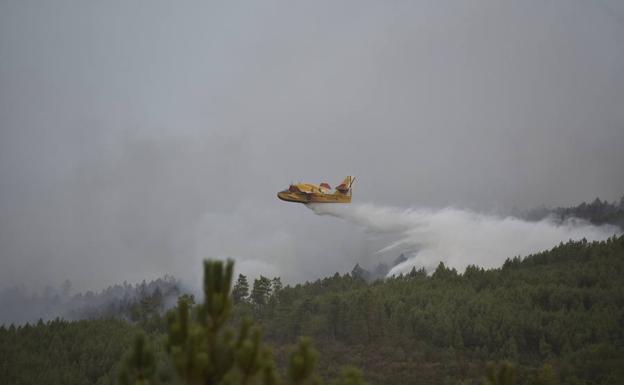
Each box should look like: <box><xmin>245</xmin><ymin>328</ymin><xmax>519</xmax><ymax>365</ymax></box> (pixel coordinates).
<box><xmin>277</xmin><ymin>176</ymin><xmax>355</xmax><ymax>204</ymax></box>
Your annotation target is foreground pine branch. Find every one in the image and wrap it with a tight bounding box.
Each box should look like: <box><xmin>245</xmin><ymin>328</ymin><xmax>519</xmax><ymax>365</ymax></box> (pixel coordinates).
<box><xmin>121</xmin><ymin>259</ymin><xmax>369</xmax><ymax>385</ymax></box>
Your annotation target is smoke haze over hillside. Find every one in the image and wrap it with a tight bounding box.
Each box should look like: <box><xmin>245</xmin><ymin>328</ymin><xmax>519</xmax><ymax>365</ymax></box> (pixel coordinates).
<box><xmin>308</xmin><ymin>203</ymin><xmax>620</xmax><ymax>275</ymax></box>
<box><xmin>1</xmin><ymin>0</ymin><xmax>623</xmax><ymax>292</ymax></box>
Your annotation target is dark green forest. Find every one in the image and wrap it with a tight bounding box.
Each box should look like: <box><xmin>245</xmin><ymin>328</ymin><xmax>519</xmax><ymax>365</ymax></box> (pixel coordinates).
<box><xmin>1</xmin><ymin>236</ymin><xmax>623</xmax><ymax>385</ymax></box>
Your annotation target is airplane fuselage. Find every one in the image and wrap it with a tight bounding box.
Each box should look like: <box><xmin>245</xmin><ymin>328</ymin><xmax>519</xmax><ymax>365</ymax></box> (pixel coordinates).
<box><xmin>277</xmin><ymin>190</ymin><xmax>351</xmax><ymax>203</ymax></box>
<box><xmin>277</xmin><ymin>176</ymin><xmax>354</xmax><ymax>204</ymax></box>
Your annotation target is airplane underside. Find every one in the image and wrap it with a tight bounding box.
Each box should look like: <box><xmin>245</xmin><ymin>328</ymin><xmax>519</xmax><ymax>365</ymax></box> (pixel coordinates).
<box><xmin>277</xmin><ymin>191</ymin><xmax>352</xmax><ymax>204</ymax></box>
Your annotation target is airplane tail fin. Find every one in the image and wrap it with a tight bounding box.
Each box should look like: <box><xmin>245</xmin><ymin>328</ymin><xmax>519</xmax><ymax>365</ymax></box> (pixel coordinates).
<box><xmin>336</xmin><ymin>176</ymin><xmax>355</xmax><ymax>193</ymax></box>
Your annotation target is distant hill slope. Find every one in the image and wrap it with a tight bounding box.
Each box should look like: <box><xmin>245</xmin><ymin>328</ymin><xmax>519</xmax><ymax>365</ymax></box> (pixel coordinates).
<box><xmin>0</xmin><ymin>276</ymin><xmax>181</xmax><ymax>325</ymax></box>
<box><xmin>522</xmin><ymin>196</ymin><xmax>624</xmax><ymax>229</ymax></box>
<box><xmin>240</xmin><ymin>235</ymin><xmax>624</xmax><ymax>385</ymax></box>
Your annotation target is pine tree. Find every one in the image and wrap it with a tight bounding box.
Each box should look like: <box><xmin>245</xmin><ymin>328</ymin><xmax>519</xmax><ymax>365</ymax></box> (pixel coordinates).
<box><xmin>271</xmin><ymin>277</ymin><xmax>283</xmax><ymax>295</ymax></box>
<box><xmin>163</xmin><ymin>259</ymin><xmax>353</xmax><ymax>385</ymax></box>
<box><xmin>351</xmin><ymin>264</ymin><xmax>369</xmax><ymax>281</ymax></box>
<box><xmin>166</xmin><ymin>260</ymin><xmax>277</xmax><ymax>385</ymax></box>
<box><xmin>270</xmin><ymin>277</ymin><xmax>283</xmax><ymax>305</ymax></box>
<box><xmin>118</xmin><ymin>332</ymin><xmax>156</xmax><ymax>385</ymax></box>
<box><xmin>286</xmin><ymin>337</ymin><xmax>319</xmax><ymax>385</ymax></box>
<box><xmin>251</xmin><ymin>276</ymin><xmax>272</xmax><ymax>308</ymax></box>
<box><xmin>232</xmin><ymin>274</ymin><xmax>250</xmax><ymax>304</ymax></box>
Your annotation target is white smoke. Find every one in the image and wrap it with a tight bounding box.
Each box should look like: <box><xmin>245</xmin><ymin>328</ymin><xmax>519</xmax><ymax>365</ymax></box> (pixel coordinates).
<box><xmin>307</xmin><ymin>203</ymin><xmax>620</xmax><ymax>276</ymax></box>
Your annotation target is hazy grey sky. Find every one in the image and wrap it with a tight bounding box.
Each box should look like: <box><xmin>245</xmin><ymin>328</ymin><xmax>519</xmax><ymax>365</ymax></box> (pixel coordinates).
<box><xmin>1</xmin><ymin>0</ymin><xmax>623</xmax><ymax>290</ymax></box>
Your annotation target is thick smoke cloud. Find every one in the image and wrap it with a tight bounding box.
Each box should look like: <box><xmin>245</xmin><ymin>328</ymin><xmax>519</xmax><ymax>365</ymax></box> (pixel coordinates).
<box><xmin>1</xmin><ymin>1</ymin><xmax>623</xmax><ymax>292</ymax></box>
<box><xmin>308</xmin><ymin>203</ymin><xmax>620</xmax><ymax>275</ymax></box>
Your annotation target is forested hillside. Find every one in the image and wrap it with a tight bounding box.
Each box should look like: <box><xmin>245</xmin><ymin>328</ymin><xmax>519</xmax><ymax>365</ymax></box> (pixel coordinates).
<box><xmin>1</xmin><ymin>236</ymin><xmax>623</xmax><ymax>385</ymax></box>
<box><xmin>235</xmin><ymin>236</ymin><xmax>624</xmax><ymax>385</ymax></box>
<box><xmin>0</xmin><ymin>319</ymin><xmax>138</xmax><ymax>385</ymax></box>
<box><xmin>522</xmin><ymin>196</ymin><xmax>624</xmax><ymax>229</ymax></box>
